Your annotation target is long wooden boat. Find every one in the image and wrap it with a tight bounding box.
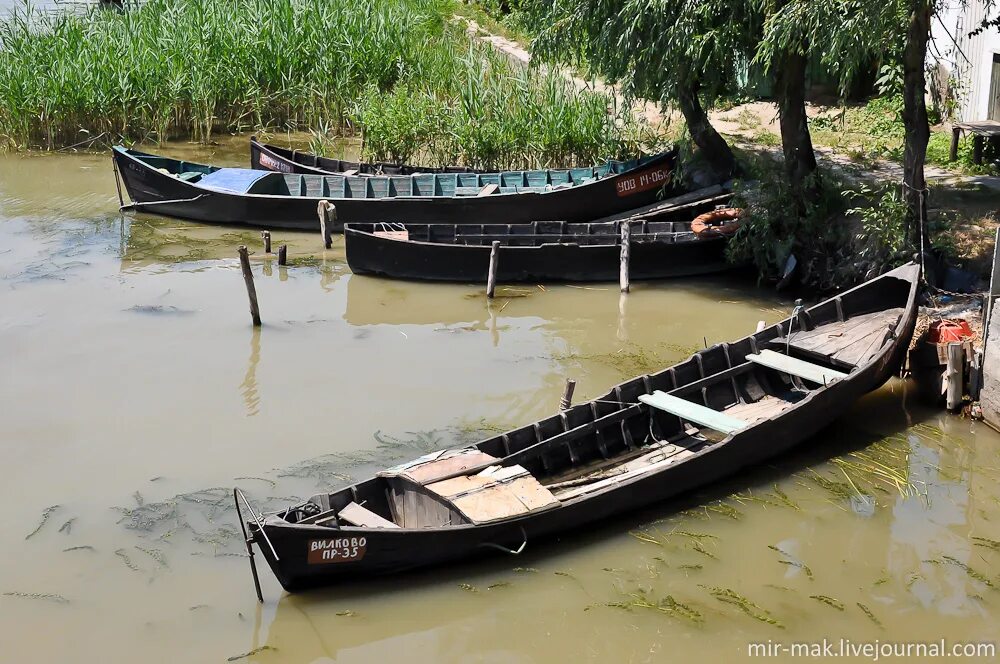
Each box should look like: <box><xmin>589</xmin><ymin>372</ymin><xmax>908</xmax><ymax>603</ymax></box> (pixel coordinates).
<box><xmin>250</xmin><ymin>138</ymin><xmax>485</xmax><ymax>176</ymax></box>
<box><xmin>343</xmin><ymin>216</ymin><xmax>732</xmax><ymax>283</ymax></box>
<box><xmin>112</xmin><ymin>146</ymin><xmax>678</xmax><ymax>231</ymax></box>
<box><xmin>235</xmin><ymin>263</ymin><xmax>920</xmax><ymax>595</ymax></box>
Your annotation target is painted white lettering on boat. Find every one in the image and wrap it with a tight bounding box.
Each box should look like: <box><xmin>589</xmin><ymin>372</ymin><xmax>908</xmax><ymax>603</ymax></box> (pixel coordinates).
<box><xmin>616</xmin><ymin>165</ymin><xmax>671</xmax><ymax>197</ymax></box>
<box><xmin>258</xmin><ymin>152</ymin><xmax>292</xmax><ymax>173</ymax></box>
<box><xmin>307</xmin><ymin>537</ymin><xmax>368</xmax><ymax>564</ymax></box>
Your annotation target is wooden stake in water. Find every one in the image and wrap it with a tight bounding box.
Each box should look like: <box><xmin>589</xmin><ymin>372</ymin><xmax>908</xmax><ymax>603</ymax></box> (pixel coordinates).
<box><xmin>560</xmin><ymin>379</ymin><xmax>577</xmax><ymax>410</ymax></box>
<box><xmin>277</xmin><ymin>244</ymin><xmax>287</xmax><ymax>266</ymax></box>
<box><xmin>619</xmin><ymin>222</ymin><xmax>630</xmax><ymax>293</ymax></box>
<box><xmin>238</xmin><ymin>246</ymin><xmax>261</xmax><ymax>327</ymax></box>
<box><xmin>261</xmin><ymin>230</ymin><xmax>271</xmax><ymax>254</ymax></box>
<box><xmin>487</xmin><ymin>241</ymin><xmax>500</xmax><ymax>299</ymax></box>
<box><xmin>318</xmin><ymin>200</ymin><xmax>336</xmax><ymax>249</ymax></box>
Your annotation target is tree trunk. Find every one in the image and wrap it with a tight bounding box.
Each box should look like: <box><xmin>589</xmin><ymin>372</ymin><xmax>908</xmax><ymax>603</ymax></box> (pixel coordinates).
<box><xmin>902</xmin><ymin>0</ymin><xmax>932</xmax><ymax>255</ymax></box>
<box><xmin>676</xmin><ymin>80</ymin><xmax>737</xmax><ymax>180</ymax></box>
<box><xmin>774</xmin><ymin>48</ymin><xmax>819</xmax><ymax>208</ymax></box>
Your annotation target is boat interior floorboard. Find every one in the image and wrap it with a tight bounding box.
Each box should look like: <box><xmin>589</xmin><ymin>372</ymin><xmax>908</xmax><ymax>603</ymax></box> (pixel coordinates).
<box><xmin>722</xmin><ymin>392</ymin><xmax>806</xmax><ymax>424</ymax></box>
<box><xmin>774</xmin><ymin>308</ymin><xmax>903</xmax><ymax>368</ymax></box>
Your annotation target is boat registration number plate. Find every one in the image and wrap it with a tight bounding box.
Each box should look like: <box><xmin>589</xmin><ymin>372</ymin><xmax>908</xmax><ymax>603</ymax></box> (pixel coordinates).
<box><xmin>307</xmin><ymin>537</ymin><xmax>368</xmax><ymax>564</ymax></box>
<box><xmin>258</xmin><ymin>152</ymin><xmax>293</xmax><ymax>173</ymax></box>
<box><xmin>616</xmin><ymin>165</ymin><xmax>671</xmax><ymax>197</ymax></box>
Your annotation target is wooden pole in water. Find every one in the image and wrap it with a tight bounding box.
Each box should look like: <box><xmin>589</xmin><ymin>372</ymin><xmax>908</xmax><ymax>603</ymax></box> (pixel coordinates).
<box><xmin>277</xmin><ymin>244</ymin><xmax>287</xmax><ymax>266</ymax></box>
<box><xmin>560</xmin><ymin>379</ymin><xmax>576</xmax><ymax>410</ymax></box>
<box><xmin>619</xmin><ymin>222</ymin><xmax>630</xmax><ymax>293</ymax></box>
<box><xmin>261</xmin><ymin>230</ymin><xmax>271</xmax><ymax>254</ymax></box>
<box><xmin>945</xmin><ymin>342</ymin><xmax>964</xmax><ymax>410</ymax></box>
<box><xmin>486</xmin><ymin>241</ymin><xmax>500</xmax><ymax>298</ymax></box>
<box><xmin>238</xmin><ymin>246</ymin><xmax>261</xmax><ymax>327</ymax></box>
<box><xmin>318</xmin><ymin>200</ymin><xmax>336</xmax><ymax>249</ymax></box>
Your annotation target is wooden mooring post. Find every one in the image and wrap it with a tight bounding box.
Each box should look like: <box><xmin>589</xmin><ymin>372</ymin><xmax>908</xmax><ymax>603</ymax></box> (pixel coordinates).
<box><xmin>261</xmin><ymin>230</ymin><xmax>271</xmax><ymax>254</ymax></box>
<box><xmin>619</xmin><ymin>222</ymin><xmax>630</xmax><ymax>293</ymax></box>
<box><xmin>945</xmin><ymin>342</ymin><xmax>964</xmax><ymax>411</ymax></box>
<box><xmin>238</xmin><ymin>246</ymin><xmax>261</xmax><ymax>327</ymax></box>
<box><xmin>486</xmin><ymin>241</ymin><xmax>500</xmax><ymax>298</ymax></box>
<box><xmin>277</xmin><ymin>244</ymin><xmax>287</xmax><ymax>266</ymax></box>
<box><xmin>318</xmin><ymin>200</ymin><xmax>336</xmax><ymax>249</ymax></box>
<box><xmin>560</xmin><ymin>379</ymin><xmax>577</xmax><ymax>410</ymax></box>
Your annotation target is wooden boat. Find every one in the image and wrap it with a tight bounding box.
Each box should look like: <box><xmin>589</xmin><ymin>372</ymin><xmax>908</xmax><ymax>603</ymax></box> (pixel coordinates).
<box><xmin>235</xmin><ymin>263</ymin><xmax>920</xmax><ymax>595</ymax></box>
<box><xmin>112</xmin><ymin>146</ymin><xmax>678</xmax><ymax>231</ymax></box>
<box><xmin>250</xmin><ymin>137</ymin><xmax>485</xmax><ymax>176</ymax></box>
<box><xmin>343</xmin><ymin>193</ymin><xmax>737</xmax><ymax>283</ymax></box>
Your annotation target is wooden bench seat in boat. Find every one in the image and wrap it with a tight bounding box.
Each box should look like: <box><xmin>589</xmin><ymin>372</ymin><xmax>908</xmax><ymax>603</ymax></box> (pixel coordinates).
<box><xmin>638</xmin><ymin>391</ymin><xmax>748</xmax><ymax>434</ymax></box>
<box><xmin>378</xmin><ymin>449</ymin><xmax>500</xmax><ymax>485</ymax></box>
<box><xmin>425</xmin><ymin>465</ymin><xmax>559</xmax><ymax>524</ymax></box>
<box><xmin>338</xmin><ymin>501</ymin><xmax>400</xmax><ymax>529</ymax></box>
<box><xmin>747</xmin><ymin>349</ymin><xmax>848</xmax><ymax>384</ymax></box>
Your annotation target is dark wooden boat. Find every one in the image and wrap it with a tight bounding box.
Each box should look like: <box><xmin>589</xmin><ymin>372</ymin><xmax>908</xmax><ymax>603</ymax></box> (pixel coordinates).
<box><xmin>112</xmin><ymin>146</ymin><xmax>678</xmax><ymax>231</ymax></box>
<box><xmin>235</xmin><ymin>263</ymin><xmax>920</xmax><ymax>595</ymax></box>
<box><xmin>343</xmin><ymin>196</ymin><xmax>735</xmax><ymax>283</ymax></box>
<box><xmin>250</xmin><ymin>137</ymin><xmax>485</xmax><ymax>176</ymax></box>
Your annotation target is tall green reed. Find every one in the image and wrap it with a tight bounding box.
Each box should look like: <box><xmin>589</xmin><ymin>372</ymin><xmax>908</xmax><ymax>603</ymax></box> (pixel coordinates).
<box><xmin>0</xmin><ymin>0</ymin><xmax>652</xmax><ymax>167</ymax></box>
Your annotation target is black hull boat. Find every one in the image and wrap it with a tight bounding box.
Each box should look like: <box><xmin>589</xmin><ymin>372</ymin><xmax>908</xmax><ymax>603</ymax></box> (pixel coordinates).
<box><xmin>112</xmin><ymin>146</ymin><xmax>678</xmax><ymax>231</ymax></box>
<box><xmin>344</xmin><ymin>218</ymin><xmax>731</xmax><ymax>282</ymax></box>
<box><xmin>342</xmin><ymin>191</ymin><xmax>735</xmax><ymax>282</ymax></box>
<box><xmin>236</xmin><ymin>264</ymin><xmax>920</xmax><ymax>595</ymax></box>
<box><xmin>250</xmin><ymin>138</ymin><xmax>486</xmax><ymax>176</ymax></box>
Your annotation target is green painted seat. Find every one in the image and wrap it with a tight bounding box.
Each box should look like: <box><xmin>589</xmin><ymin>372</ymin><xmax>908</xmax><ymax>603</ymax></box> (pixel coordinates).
<box><xmin>747</xmin><ymin>350</ymin><xmax>848</xmax><ymax>384</ymax></box>
<box><xmin>638</xmin><ymin>391</ymin><xmax>748</xmax><ymax>434</ymax></box>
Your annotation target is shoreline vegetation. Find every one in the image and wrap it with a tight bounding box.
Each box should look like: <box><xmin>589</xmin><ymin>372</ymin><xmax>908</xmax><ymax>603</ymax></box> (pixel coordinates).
<box><xmin>0</xmin><ymin>0</ymin><xmax>654</xmax><ymax>168</ymax></box>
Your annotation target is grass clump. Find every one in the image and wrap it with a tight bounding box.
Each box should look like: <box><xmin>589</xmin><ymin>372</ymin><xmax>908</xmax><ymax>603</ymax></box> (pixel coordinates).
<box><xmin>0</xmin><ymin>0</ymin><xmax>652</xmax><ymax>167</ymax></box>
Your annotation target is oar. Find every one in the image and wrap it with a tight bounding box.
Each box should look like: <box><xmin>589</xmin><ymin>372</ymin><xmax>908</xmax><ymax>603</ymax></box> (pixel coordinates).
<box><xmin>120</xmin><ymin>193</ymin><xmax>209</xmax><ymax>212</ymax></box>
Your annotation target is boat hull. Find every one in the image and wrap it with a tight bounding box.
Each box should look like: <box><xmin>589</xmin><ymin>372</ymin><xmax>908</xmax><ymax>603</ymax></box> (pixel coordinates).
<box><xmin>249</xmin><ymin>265</ymin><xmax>920</xmax><ymax>591</ymax></box>
<box><xmin>344</xmin><ymin>225</ymin><xmax>730</xmax><ymax>282</ymax></box>
<box><xmin>250</xmin><ymin>138</ymin><xmax>484</xmax><ymax>176</ymax></box>
<box><xmin>114</xmin><ymin>147</ymin><xmax>679</xmax><ymax>231</ymax></box>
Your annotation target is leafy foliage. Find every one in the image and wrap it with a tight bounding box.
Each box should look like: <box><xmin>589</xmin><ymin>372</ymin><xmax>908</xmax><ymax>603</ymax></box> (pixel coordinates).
<box><xmin>726</xmin><ymin>164</ymin><xmax>852</xmax><ymax>289</ymax></box>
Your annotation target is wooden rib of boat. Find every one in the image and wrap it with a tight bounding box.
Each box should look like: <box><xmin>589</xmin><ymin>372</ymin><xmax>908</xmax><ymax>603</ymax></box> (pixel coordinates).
<box><xmin>343</xmin><ymin>208</ymin><xmax>732</xmax><ymax>283</ymax></box>
<box><xmin>112</xmin><ymin>146</ymin><xmax>678</xmax><ymax>230</ymax></box>
<box><xmin>235</xmin><ymin>263</ymin><xmax>920</xmax><ymax>594</ymax></box>
<box><xmin>250</xmin><ymin>138</ymin><xmax>486</xmax><ymax>176</ymax></box>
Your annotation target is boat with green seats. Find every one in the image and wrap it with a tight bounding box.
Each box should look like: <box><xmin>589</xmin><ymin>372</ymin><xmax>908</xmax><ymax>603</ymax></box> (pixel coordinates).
<box><xmin>112</xmin><ymin>145</ymin><xmax>679</xmax><ymax>230</ymax></box>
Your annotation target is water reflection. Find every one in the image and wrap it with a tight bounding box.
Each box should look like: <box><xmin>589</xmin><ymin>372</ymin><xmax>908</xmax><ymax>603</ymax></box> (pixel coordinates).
<box><xmin>242</xmin><ymin>327</ymin><xmax>262</xmax><ymax>417</ymax></box>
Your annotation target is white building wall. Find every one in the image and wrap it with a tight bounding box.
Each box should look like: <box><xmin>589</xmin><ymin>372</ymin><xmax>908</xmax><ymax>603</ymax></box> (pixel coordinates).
<box><xmin>929</xmin><ymin>0</ymin><xmax>1000</xmax><ymax>122</ymax></box>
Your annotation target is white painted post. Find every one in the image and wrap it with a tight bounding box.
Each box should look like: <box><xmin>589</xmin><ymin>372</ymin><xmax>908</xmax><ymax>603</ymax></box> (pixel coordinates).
<box><xmin>619</xmin><ymin>222</ymin><xmax>630</xmax><ymax>293</ymax></box>
<box><xmin>486</xmin><ymin>241</ymin><xmax>500</xmax><ymax>298</ymax></box>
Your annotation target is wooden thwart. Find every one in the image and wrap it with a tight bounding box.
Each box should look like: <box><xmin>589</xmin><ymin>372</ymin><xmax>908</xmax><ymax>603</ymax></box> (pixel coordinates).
<box><xmin>748</xmin><ymin>349</ymin><xmax>847</xmax><ymax>384</ymax></box>
<box><xmin>639</xmin><ymin>391</ymin><xmax>748</xmax><ymax>434</ymax></box>
<box><xmin>338</xmin><ymin>502</ymin><xmax>400</xmax><ymax>529</ymax></box>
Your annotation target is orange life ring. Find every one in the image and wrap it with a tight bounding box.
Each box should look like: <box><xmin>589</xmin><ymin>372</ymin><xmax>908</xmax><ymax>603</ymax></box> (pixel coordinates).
<box><xmin>691</xmin><ymin>207</ymin><xmax>743</xmax><ymax>238</ymax></box>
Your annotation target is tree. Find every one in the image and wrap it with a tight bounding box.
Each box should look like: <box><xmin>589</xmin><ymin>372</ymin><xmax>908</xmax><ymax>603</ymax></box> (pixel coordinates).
<box><xmin>531</xmin><ymin>0</ymin><xmax>761</xmax><ymax>180</ymax></box>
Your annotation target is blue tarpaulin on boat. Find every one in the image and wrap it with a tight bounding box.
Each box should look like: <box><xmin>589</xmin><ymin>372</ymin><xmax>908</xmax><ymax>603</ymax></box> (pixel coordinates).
<box><xmin>198</xmin><ymin>168</ymin><xmax>271</xmax><ymax>193</ymax></box>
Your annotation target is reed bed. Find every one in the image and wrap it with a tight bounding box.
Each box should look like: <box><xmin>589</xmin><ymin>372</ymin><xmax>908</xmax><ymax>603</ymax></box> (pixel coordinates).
<box><xmin>0</xmin><ymin>0</ymin><xmax>649</xmax><ymax>167</ymax></box>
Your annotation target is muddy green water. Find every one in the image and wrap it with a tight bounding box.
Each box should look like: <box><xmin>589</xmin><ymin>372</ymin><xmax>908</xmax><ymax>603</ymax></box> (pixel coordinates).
<box><xmin>1</xmin><ymin>138</ymin><xmax>999</xmax><ymax>663</ymax></box>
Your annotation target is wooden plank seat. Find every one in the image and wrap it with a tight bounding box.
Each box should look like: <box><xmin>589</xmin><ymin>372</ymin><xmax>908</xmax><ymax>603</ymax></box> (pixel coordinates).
<box><xmin>426</xmin><ymin>464</ymin><xmax>558</xmax><ymax>524</ymax></box>
<box><xmin>638</xmin><ymin>391</ymin><xmax>748</xmax><ymax>434</ymax></box>
<box><xmin>378</xmin><ymin>449</ymin><xmax>500</xmax><ymax>485</ymax></box>
<box><xmin>747</xmin><ymin>349</ymin><xmax>848</xmax><ymax>384</ymax></box>
<box><xmin>338</xmin><ymin>501</ymin><xmax>400</xmax><ymax>529</ymax></box>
